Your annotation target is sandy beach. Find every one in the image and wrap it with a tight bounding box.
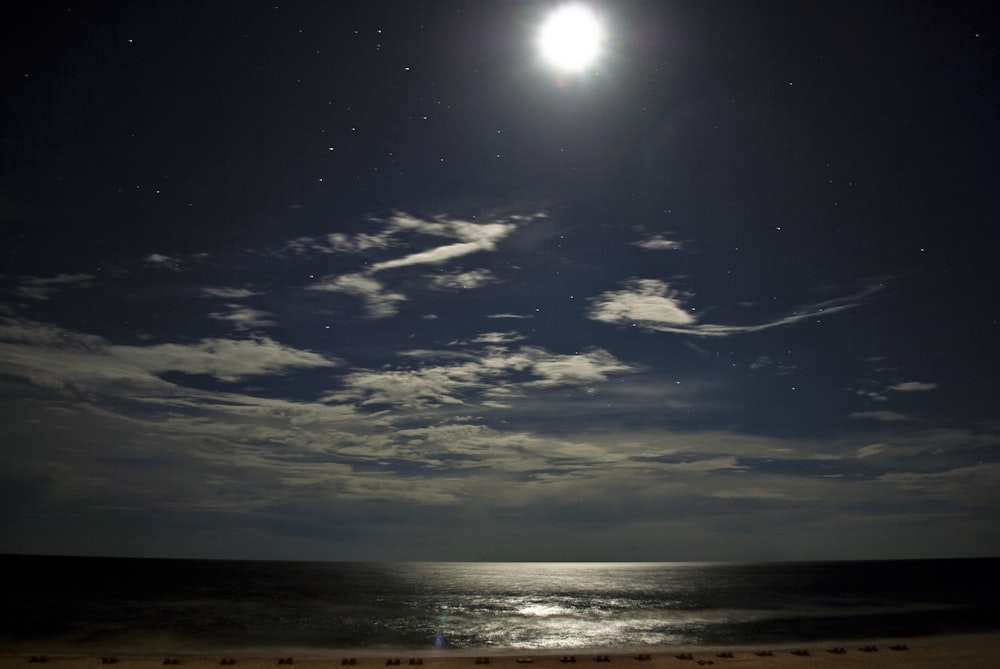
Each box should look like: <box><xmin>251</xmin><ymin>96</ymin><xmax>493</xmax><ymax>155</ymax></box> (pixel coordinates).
<box><xmin>5</xmin><ymin>635</ymin><xmax>1000</xmax><ymax>669</ymax></box>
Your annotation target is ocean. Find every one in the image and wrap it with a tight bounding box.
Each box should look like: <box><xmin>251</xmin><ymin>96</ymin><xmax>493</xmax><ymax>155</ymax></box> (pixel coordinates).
<box><xmin>2</xmin><ymin>556</ymin><xmax>998</xmax><ymax>654</ymax></box>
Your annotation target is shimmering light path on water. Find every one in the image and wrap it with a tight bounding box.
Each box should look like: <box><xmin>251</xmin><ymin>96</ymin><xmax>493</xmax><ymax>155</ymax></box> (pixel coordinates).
<box><xmin>3</xmin><ymin>558</ymin><xmax>999</xmax><ymax>652</ymax></box>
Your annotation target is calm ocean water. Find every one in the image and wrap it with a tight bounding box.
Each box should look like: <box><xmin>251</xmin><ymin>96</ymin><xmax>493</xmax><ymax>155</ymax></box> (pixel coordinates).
<box><xmin>2</xmin><ymin>557</ymin><xmax>998</xmax><ymax>654</ymax></box>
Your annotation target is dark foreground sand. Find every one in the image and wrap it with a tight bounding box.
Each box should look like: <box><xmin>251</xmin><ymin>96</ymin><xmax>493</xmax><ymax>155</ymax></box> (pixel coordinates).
<box><xmin>5</xmin><ymin>635</ymin><xmax>1000</xmax><ymax>669</ymax></box>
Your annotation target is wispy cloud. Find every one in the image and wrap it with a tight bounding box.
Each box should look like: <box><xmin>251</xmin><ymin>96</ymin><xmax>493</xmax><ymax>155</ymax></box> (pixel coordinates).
<box><xmin>748</xmin><ymin>355</ymin><xmax>799</xmax><ymax>376</ymax></box>
<box><xmin>325</xmin><ymin>231</ymin><xmax>396</xmax><ymax>254</ymax></box>
<box><xmin>14</xmin><ymin>273</ymin><xmax>95</xmax><ymax>300</ymax></box>
<box><xmin>850</xmin><ymin>376</ymin><xmax>937</xmax><ymax>404</ymax></box>
<box><xmin>323</xmin><ymin>343</ymin><xmax>643</xmax><ymax>411</ymax></box>
<box><xmin>308</xmin><ymin>273</ymin><xmax>407</xmax><ymax>318</ymax></box>
<box><xmin>632</xmin><ymin>234</ymin><xmax>683</xmax><ymax>251</ymax></box>
<box><xmin>850</xmin><ymin>411</ymin><xmax>917</xmax><ymax>422</ymax></box>
<box><xmin>0</xmin><ymin>318</ymin><xmax>338</xmax><ymax>388</ymax></box>
<box><xmin>143</xmin><ymin>253</ymin><xmax>182</xmax><ymax>271</ymax></box>
<box><xmin>113</xmin><ymin>336</ymin><xmax>338</xmax><ymax>382</ymax></box>
<box><xmin>370</xmin><ymin>221</ymin><xmax>514</xmax><ymax>272</ymax></box>
<box><xmin>711</xmin><ymin>488</ymin><xmax>794</xmax><ymax>500</ymax></box>
<box><xmin>202</xmin><ymin>287</ymin><xmax>260</xmax><ymax>299</ymax></box>
<box><xmin>888</xmin><ymin>381</ymin><xmax>938</xmax><ymax>392</ymax></box>
<box><xmin>588</xmin><ymin>278</ymin><xmax>882</xmax><ymax>337</ymax></box>
<box><xmin>879</xmin><ymin>463</ymin><xmax>1000</xmax><ymax>506</ymax></box>
<box><xmin>280</xmin><ymin>211</ymin><xmax>536</xmax><ymax>262</ymax></box>
<box><xmin>658</xmin><ymin>456</ymin><xmax>746</xmax><ymax>473</ymax></box>
<box><xmin>857</xmin><ymin>443</ymin><xmax>890</xmax><ymax>458</ymax></box>
<box><xmin>141</xmin><ymin>252</ymin><xmax>209</xmax><ymax>271</ymax></box>
<box><xmin>525</xmin><ymin>347</ymin><xmax>642</xmax><ymax>388</ymax></box>
<box><xmin>299</xmin><ymin>211</ymin><xmax>536</xmax><ymax>318</ymax></box>
<box><xmin>469</xmin><ymin>331</ymin><xmax>525</xmax><ymax>345</ymax></box>
<box><xmin>0</xmin><ymin>317</ymin><xmax>106</xmax><ymax>351</ymax></box>
<box><xmin>428</xmin><ymin>269</ymin><xmax>498</xmax><ymax>290</ymax></box>
<box><xmin>208</xmin><ymin>304</ymin><xmax>277</xmax><ymax>331</ymax></box>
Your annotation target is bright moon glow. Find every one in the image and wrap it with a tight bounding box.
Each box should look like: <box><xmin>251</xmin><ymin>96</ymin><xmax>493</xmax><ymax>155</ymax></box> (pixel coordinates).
<box><xmin>538</xmin><ymin>5</ymin><xmax>604</xmax><ymax>73</ymax></box>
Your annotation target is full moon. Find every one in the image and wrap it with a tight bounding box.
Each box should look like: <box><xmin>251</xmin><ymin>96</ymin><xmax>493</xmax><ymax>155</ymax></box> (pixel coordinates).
<box><xmin>538</xmin><ymin>4</ymin><xmax>604</xmax><ymax>73</ymax></box>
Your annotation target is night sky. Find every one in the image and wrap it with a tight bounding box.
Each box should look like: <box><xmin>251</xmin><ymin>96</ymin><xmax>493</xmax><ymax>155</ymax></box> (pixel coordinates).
<box><xmin>2</xmin><ymin>1</ymin><xmax>998</xmax><ymax>561</ymax></box>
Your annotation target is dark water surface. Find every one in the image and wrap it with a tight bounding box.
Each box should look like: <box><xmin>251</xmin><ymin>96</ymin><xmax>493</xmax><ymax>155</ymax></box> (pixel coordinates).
<box><xmin>3</xmin><ymin>556</ymin><xmax>998</xmax><ymax>653</ymax></box>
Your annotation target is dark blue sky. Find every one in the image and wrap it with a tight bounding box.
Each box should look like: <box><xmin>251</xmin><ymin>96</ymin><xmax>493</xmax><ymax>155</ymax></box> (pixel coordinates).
<box><xmin>2</xmin><ymin>0</ymin><xmax>998</xmax><ymax>561</ymax></box>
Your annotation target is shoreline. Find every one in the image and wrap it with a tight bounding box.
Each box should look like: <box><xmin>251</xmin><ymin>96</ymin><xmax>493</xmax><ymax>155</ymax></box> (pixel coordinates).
<box><xmin>4</xmin><ymin>633</ymin><xmax>1000</xmax><ymax>669</ymax></box>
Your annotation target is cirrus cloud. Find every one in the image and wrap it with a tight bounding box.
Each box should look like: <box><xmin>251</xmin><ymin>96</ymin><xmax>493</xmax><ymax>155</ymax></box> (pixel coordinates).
<box><xmin>588</xmin><ymin>278</ymin><xmax>882</xmax><ymax>337</ymax></box>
